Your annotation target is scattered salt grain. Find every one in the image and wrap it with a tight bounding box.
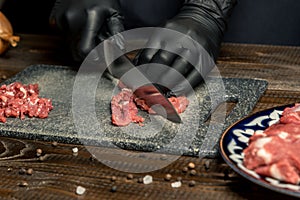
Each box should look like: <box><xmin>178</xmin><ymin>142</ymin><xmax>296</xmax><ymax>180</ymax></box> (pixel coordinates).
<box><xmin>143</xmin><ymin>175</ymin><xmax>153</xmax><ymax>185</ymax></box>
<box><xmin>72</xmin><ymin>147</ymin><xmax>78</xmax><ymax>155</ymax></box>
<box><xmin>76</xmin><ymin>186</ymin><xmax>86</xmax><ymax>195</ymax></box>
<box><xmin>171</xmin><ymin>181</ymin><xmax>182</xmax><ymax>188</ymax></box>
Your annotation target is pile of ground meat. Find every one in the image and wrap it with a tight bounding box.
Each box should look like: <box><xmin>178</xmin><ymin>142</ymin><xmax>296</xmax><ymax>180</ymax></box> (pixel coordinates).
<box><xmin>0</xmin><ymin>82</ymin><xmax>53</xmax><ymax>123</ymax></box>
<box><xmin>243</xmin><ymin>103</ymin><xmax>300</xmax><ymax>184</ymax></box>
<box><xmin>111</xmin><ymin>88</ymin><xmax>189</xmax><ymax>126</ymax></box>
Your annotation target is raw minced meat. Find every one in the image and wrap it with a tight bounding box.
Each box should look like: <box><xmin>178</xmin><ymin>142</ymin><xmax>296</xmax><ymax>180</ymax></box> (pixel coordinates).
<box><xmin>0</xmin><ymin>82</ymin><xmax>53</xmax><ymax>123</ymax></box>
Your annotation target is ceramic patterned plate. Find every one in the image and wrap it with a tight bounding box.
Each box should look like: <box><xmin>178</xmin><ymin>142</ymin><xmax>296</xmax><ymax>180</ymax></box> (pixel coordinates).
<box><xmin>219</xmin><ymin>103</ymin><xmax>300</xmax><ymax>198</ymax></box>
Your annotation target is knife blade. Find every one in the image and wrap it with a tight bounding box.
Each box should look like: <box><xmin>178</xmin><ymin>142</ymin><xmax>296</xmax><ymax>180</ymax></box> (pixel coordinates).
<box><xmin>103</xmin><ymin>39</ymin><xmax>182</xmax><ymax>123</ymax></box>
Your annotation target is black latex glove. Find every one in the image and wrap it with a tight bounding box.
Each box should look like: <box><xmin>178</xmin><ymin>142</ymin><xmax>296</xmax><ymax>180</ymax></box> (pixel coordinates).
<box><xmin>134</xmin><ymin>0</ymin><xmax>237</xmax><ymax>96</ymax></box>
<box><xmin>50</xmin><ymin>0</ymin><xmax>125</xmax><ymax>62</ymax></box>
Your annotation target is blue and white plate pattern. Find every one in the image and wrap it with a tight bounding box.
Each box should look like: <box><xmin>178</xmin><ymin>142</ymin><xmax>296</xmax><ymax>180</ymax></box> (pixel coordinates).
<box><xmin>219</xmin><ymin>103</ymin><xmax>300</xmax><ymax>197</ymax></box>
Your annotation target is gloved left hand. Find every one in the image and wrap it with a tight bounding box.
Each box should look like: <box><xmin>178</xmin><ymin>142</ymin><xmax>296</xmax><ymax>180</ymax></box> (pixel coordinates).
<box><xmin>134</xmin><ymin>0</ymin><xmax>237</xmax><ymax>96</ymax></box>
<box><xmin>50</xmin><ymin>0</ymin><xmax>125</xmax><ymax>62</ymax></box>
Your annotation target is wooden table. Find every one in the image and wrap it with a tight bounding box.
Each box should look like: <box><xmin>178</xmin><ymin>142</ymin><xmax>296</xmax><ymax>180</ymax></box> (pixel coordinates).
<box><xmin>0</xmin><ymin>34</ymin><xmax>300</xmax><ymax>200</ymax></box>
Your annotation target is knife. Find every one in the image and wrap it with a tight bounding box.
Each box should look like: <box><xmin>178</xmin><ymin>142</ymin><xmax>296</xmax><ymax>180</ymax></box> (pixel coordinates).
<box><xmin>103</xmin><ymin>39</ymin><xmax>182</xmax><ymax>123</ymax></box>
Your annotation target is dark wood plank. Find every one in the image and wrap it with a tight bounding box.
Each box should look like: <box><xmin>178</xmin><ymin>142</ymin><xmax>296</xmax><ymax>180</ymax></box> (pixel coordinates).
<box><xmin>0</xmin><ymin>137</ymin><xmax>297</xmax><ymax>200</ymax></box>
<box><xmin>217</xmin><ymin>43</ymin><xmax>300</xmax><ymax>91</ymax></box>
<box><xmin>0</xmin><ymin>34</ymin><xmax>76</xmax><ymax>80</ymax></box>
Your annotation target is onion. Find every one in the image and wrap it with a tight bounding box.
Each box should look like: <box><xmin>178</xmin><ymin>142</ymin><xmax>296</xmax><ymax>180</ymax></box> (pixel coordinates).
<box><xmin>0</xmin><ymin>11</ymin><xmax>20</xmax><ymax>55</ymax></box>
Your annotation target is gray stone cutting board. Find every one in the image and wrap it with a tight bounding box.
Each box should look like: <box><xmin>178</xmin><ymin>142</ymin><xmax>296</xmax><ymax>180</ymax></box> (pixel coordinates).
<box><xmin>0</xmin><ymin>65</ymin><xmax>268</xmax><ymax>158</ymax></box>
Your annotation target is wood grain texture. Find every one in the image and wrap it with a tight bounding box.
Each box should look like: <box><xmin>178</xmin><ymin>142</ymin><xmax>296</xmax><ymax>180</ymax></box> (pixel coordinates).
<box><xmin>0</xmin><ymin>138</ymin><xmax>296</xmax><ymax>200</ymax></box>
<box><xmin>216</xmin><ymin>43</ymin><xmax>300</xmax><ymax>92</ymax></box>
<box><xmin>0</xmin><ymin>34</ymin><xmax>299</xmax><ymax>199</ymax></box>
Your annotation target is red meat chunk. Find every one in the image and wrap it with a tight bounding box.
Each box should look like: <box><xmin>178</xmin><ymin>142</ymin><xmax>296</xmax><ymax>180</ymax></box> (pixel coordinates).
<box><xmin>280</xmin><ymin>103</ymin><xmax>300</xmax><ymax>124</ymax></box>
<box><xmin>243</xmin><ymin>103</ymin><xmax>300</xmax><ymax>184</ymax></box>
<box><xmin>0</xmin><ymin>82</ymin><xmax>53</xmax><ymax>123</ymax></box>
<box><xmin>244</xmin><ymin>132</ymin><xmax>300</xmax><ymax>184</ymax></box>
<box><xmin>168</xmin><ymin>96</ymin><xmax>189</xmax><ymax>114</ymax></box>
<box><xmin>255</xmin><ymin>160</ymin><xmax>300</xmax><ymax>185</ymax></box>
<box><xmin>132</xmin><ymin>85</ymin><xmax>189</xmax><ymax>114</ymax></box>
<box><xmin>111</xmin><ymin>86</ymin><xmax>189</xmax><ymax>126</ymax></box>
<box><xmin>111</xmin><ymin>88</ymin><xmax>144</xmax><ymax>126</ymax></box>
<box><xmin>134</xmin><ymin>95</ymin><xmax>189</xmax><ymax>114</ymax></box>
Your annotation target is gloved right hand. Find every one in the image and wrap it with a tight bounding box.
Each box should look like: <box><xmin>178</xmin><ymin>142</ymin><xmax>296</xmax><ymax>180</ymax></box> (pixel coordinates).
<box><xmin>50</xmin><ymin>0</ymin><xmax>125</xmax><ymax>62</ymax></box>
<box><xmin>133</xmin><ymin>0</ymin><xmax>237</xmax><ymax>97</ymax></box>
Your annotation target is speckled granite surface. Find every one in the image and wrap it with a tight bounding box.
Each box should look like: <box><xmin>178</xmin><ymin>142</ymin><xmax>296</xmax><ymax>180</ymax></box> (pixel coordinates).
<box><xmin>0</xmin><ymin>65</ymin><xmax>268</xmax><ymax>158</ymax></box>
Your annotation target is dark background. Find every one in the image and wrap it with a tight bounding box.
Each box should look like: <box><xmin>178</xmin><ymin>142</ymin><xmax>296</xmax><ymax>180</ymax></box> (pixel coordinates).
<box><xmin>1</xmin><ymin>0</ymin><xmax>56</xmax><ymax>35</ymax></box>
<box><xmin>1</xmin><ymin>0</ymin><xmax>300</xmax><ymax>46</ymax></box>
<box><xmin>223</xmin><ymin>0</ymin><xmax>300</xmax><ymax>46</ymax></box>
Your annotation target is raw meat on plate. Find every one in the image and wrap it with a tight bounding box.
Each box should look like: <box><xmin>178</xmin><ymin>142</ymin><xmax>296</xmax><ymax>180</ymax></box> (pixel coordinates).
<box><xmin>243</xmin><ymin>103</ymin><xmax>300</xmax><ymax>184</ymax></box>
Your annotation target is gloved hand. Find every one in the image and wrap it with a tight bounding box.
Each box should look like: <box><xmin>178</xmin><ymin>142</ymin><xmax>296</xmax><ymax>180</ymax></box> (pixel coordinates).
<box><xmin>50</xmin><ymin>0</ymin><xmax>125</xmax><ymax>62</ymax></box>
<box><xmin>134</xmin><ymin>0</ymin><xmax>237</xmax><ymax>96</ymax></box>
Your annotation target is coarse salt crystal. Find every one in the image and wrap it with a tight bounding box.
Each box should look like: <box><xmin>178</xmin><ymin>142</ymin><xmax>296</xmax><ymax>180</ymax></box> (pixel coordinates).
<box><xmin>171</xmin><ymin>181</ymin><xmax>182</xmax><ymax>188</ymax></box>
<box><xmin>72</xmin><ymin>147</ymin><xmax>78</xmax><ymax>153</ymax></box>
<box><xmin>143</xmin><ymin>175</ymin><xmax>153</xmax><ymax>185</ymax></box>
<box><xmin>76</xmin><ymin>186</ymin><xmax>86</xmax><ymax>195</ymax></box>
